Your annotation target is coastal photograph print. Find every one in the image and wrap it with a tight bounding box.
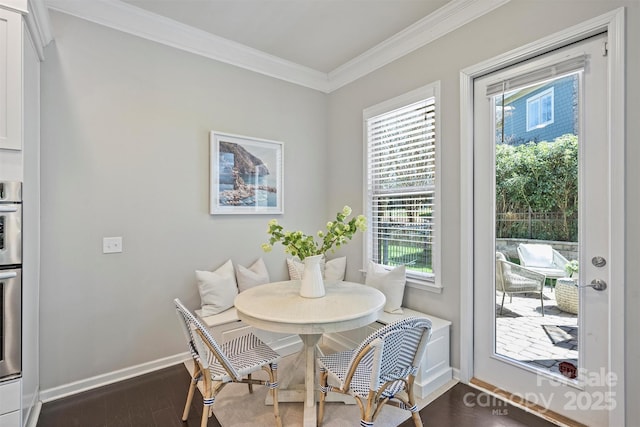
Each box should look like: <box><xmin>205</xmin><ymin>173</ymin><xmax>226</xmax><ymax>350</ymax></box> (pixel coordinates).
<box><xmin>210</xmin><ymin>131</ymin><xmax>283</xmax><ymax>214</ymax></box>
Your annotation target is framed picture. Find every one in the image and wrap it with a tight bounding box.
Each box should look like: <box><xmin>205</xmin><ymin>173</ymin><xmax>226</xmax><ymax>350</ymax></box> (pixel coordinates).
<box><xmin>210</xmin><ymin>131</ymin><xmax>284</xmax><ymax>215</ymax></box>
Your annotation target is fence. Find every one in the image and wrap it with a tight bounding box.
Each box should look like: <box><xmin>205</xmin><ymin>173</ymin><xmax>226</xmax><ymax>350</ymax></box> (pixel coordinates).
<box><xmin>375</xmin><ymin>222</ymin><xmax>433</xmax><ymax>272</ymax></box>
<box><xmin>496</xmin><ymin>210</ymin><xmax>577</xmax><ymax>242</ymax></box>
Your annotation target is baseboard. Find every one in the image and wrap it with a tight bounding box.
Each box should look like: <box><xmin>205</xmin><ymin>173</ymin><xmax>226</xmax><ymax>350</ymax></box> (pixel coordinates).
<box><xmin>24</xmin><ymin>400</ymin><xmax>42</xmax><ymax>427</ymax></box>
<box><xmin>39</xmin><ymin>351</ymin><xmax>190</xmax><ymax>403</ymax></box>
<box><xmin>452</xmin><ymin>367</ymin><xmax>462</xmax><ymax>381</ymax></box>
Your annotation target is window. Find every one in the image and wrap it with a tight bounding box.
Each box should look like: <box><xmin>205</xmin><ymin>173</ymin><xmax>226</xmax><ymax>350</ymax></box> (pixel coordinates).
<box><xmin>526</xmin><ymin>87</ymin><xmax>554</xmax><ymax>131</ymax></box>
<box><xmin>364</xmin><ymin>83</ymin><xmax>440</xmax><ymax>290</ymax></box>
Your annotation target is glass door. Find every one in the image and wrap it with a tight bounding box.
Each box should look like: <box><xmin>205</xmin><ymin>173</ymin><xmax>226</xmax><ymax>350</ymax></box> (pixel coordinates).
<box><xmin>473</xmin><ymin>33</ymin><xmax>614</xmax><ymax>426</ymax></box>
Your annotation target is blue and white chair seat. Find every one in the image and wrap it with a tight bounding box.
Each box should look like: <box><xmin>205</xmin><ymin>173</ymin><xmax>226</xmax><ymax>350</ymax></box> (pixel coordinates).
<box><xmin>207</xmin><ymin>333</ymin><xmax>280</xmax><ymax>381</ymax></box>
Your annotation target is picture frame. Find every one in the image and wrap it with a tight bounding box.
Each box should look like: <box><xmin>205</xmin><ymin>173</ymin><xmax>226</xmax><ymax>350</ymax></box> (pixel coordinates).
<box><xmin>210</xmin><ymin>131</ymin><xmax>284</xmax><ymax>215</ymax></box>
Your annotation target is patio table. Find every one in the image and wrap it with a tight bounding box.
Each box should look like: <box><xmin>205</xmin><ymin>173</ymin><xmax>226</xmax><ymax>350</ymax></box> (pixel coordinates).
<box><xmin>556</xmin><ymin>278</ymin><xmax>579</xmax><ymax>314</ymax></box>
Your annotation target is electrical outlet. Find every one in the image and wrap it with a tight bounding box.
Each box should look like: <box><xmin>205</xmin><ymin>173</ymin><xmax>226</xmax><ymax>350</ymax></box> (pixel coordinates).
<box><xmin>103</xmin><ymin>237</ymin><xmax>123</xmax><ymax>254</ymax></box>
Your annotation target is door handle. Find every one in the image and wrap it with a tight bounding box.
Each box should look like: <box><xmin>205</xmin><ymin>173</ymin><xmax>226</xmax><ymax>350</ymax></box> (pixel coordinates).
<box><xmin>579</xmin><ymin>279</ymin><xmax>607</xmax><ymax>291</ymax></box>
<box><xmin>0</xmin><ymin>271</ymin><xmax>18</xmax><ymax>280</ymax></box>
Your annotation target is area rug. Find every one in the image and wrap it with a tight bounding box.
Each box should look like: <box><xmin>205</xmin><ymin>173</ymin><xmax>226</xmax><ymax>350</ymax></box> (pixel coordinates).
<box><xmin>184</xmin><ymin>353</ymin><xmax>455</xmax><ymax>426</ymax></box>
<box><xmin>542</xmin><ymin>324</ymin><xmax>578</xmax><ymax>347</ymax></box>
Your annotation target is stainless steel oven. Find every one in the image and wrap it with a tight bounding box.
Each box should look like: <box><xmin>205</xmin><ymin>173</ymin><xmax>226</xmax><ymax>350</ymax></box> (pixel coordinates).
<box><xmin>0</xmin><ymin>181</ymin><xmax>21</xmax><ymax>381</ymax></box>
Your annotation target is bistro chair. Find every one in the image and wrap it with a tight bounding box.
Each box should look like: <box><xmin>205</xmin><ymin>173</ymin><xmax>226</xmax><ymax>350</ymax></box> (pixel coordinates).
<box><xmin>517</xmin><ymin>243</ymin><xmax>570</xmax><ymax>280</ymax></box>
<box><xmin>496</xmin><ymin>251</ymin><xmax>546</xmax><ymax>316</ymax></box>
<box><xmin>317</xmin><ymin>317</ymin><xmax>432</xmax><ymax>427</ymax></box>
<box><xmin>174</xmin><ymin>298</ymin><xmax>282</xmax><ymax>427</ymax></box>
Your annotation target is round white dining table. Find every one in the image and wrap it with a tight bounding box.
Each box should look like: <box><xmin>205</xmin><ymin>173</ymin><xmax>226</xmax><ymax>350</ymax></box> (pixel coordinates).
<box><xmin>234</xmin><ymin>280</ymin><xmax>385</xmax><ymax>427</ymax></box>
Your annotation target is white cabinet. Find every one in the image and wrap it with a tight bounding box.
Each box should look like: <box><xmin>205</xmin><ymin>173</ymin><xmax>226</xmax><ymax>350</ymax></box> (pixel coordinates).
<box><xmin>0</xmin><ymin>7</ymin><xmax>22</xmax><ymax>151</ymax></box>
<box><xmin>0</xmin><ymin>411</ymin><xmax>20</xmax><ymax>427</ymax></box>
<box><xmin>0</xmin><ymin>379</ymin><xmax>20</xmax><ymax>427</ymax></box>
<box><xmin>0</xmin><ymin>2</ymin><xmax>49</xmax><ymax>426</ymax></box>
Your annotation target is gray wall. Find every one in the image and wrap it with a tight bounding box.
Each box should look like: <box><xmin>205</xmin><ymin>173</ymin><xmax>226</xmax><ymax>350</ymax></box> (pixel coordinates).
<box><xmin>40</xmin><ymin>11</ymin><xmax>327</xmax><ymax>390</ymax></box>
<box><xmin>326</xmin><ymin>0</ymin><xmax>639</xmax><ymax>422</ymax></box>
<box><xmin>40</xmin><ymin>1</ymin><xmax>639</xmax><ymax>422</ymax></box>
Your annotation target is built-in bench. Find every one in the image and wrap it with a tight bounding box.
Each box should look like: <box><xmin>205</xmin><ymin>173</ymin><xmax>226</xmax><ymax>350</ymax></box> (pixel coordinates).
<box><xmin>196</xmin><ymin>305</ymin><xmax>452</xmax><ymax>399</ymax></box>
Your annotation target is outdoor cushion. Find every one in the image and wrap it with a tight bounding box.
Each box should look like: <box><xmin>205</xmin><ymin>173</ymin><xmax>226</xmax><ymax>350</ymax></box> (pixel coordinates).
<box><xmin>518</xmin><ymin>244</ymin><xmax>553</xmax><ymax>268</ymax></box>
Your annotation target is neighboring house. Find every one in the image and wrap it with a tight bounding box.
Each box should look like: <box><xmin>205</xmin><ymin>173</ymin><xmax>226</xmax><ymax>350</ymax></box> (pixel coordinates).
<box><xmin>499</xmin><ymin>74</ymin><xmax>578</xmax><ymax>144</ymax></box>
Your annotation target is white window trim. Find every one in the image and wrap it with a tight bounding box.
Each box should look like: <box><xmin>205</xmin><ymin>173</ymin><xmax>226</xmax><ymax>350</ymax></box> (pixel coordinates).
<box><xmin>526</xmin><ymin>87</ymin><xmax>554</xmax><ymax>131</ymax></box>
<box><xmin>362</xmin><ymin>81</ymin><xmax>442</xmax><ymax>293</ymax></box>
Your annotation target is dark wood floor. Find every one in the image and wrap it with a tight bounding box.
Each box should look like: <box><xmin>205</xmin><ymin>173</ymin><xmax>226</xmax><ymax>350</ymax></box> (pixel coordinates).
<box><xmin>37</xmin><ymin>364</ymin><xmax>555</xmax><ymax>427</ymax></box>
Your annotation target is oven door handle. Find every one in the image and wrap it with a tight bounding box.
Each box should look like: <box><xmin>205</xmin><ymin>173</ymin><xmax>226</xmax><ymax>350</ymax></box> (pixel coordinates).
<box><xmin>0</xmin><ymin>271</ymin><xmax>18</xmax><ymax>280</ymax></box>
<box><xmin>0</xmin><ymin>205</ymin><xmax>19</xmax><ymax>213</ymax></box>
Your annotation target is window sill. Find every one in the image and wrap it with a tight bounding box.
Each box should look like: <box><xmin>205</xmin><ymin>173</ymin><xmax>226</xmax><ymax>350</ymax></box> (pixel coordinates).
<box><xmin>406</xmin><ymin>277</ymin><xmax>443</xmax><ymax>294</ymax></box>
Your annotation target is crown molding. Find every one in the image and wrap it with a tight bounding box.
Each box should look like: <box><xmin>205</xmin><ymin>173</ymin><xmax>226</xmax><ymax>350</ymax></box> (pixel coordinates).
<box><xmin>326</xmin><ymin>0</ymin><xmax>510</xmax><ymax>91</ymax></box>
<box><xmin>26</xmin><ymin>0</ymin><xmax>54</xmax><ymax>60</ymax></box>
<box><xmin>46</xmin><ymin>0</ymin><xmax>331</xmax><ymax>91</ymax></box>
<box><xmin>0</xmin><ymin>0</ymin><xmax>27</xmax><ymax>14</ymax></box>
<box><xmin>45</xmin><ymin>0</ymin><xmax>509</xmax><ymax>93</ymax></box>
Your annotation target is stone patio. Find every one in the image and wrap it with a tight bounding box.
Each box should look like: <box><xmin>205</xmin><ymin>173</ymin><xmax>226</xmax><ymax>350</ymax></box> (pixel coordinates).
<box><xmin>496</xmin><ymin>287</ymin><xmax>578</xmax><ymax>377</ymax></box>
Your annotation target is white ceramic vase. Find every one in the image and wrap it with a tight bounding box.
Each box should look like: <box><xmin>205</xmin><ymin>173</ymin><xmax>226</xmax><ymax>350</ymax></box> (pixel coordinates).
<box><xmin>299</xmin><ymin>254</ymin><xmax>325</xmax><ymax>298</ymax></box>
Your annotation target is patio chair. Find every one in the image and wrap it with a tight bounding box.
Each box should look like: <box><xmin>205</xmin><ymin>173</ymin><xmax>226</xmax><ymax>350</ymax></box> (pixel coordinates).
<box><xmin>517</xmin><ymin>243</ymin><xmax>570</xmax><ymax>279</ymax></box>
<box><xmin>317</xmin><ymin>317</ymin><xmax>432</xmax><ymax>427</ymax></box>
<box><xmin>496</xmin><ymin>251</ymin><xmax>546</xmax><ymax>316</ymax></box>
<box><xmin>174</xmin><ymin>298</ymin><xmax>282</xmax><ymax>427</ymax></box>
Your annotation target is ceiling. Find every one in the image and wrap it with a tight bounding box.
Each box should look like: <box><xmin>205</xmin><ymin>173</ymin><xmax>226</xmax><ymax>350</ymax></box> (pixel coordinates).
<box><xmin>119</xmin><ymin>0</ymin><xmax>449</xmax><ymax>73</ymax></box>
<box><xmin>45</xmin><ymin>0</ymin><xmax>510</xmax><ymax>92</ymax></box>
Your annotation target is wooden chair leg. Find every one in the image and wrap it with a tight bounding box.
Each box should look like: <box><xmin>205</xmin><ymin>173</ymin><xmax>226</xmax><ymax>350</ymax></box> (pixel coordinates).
<box><xmin>200</xmin><ymin>403</ymin><xmax>210</xmax><ymax>427</ymax></box>
<box><xmin>318</xmin><ymin>369</ymin><xmax>328</xmax><ymax>426</ymax></box>
<box><xmin>406</xmin><ymin>377</ymin><xmax>423</xmax><ymax>427</ymax></box>
<box><xmin>247</xmin><ymin>373</ymin><xmax>253</xmax><ymax>393</ymax></box>
<box><xmin>200</xmin><ymin>374</ymin><xmax>219</xmax><ymax>427</ymax></box>
<box><xmin>269</xmin><ymin>364</ymin><xmax>282</xmax><ymax>427</ymax></box>
<box><xmin>182</xmin><ymin>376</ymin><xmax>198</xmax><ymax>421</ymax></box>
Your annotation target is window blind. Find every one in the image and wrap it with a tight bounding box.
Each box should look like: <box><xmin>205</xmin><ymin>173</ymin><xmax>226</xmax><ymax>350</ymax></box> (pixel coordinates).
<box><xmin>486</xmin><ymin>55</ymin><xmax>586</xmax><ymax>97</ymax></box>
<box><xmin>366</xmin><ymin>97</ymin><xmax>436</xmax><ymax>276</ymax></box>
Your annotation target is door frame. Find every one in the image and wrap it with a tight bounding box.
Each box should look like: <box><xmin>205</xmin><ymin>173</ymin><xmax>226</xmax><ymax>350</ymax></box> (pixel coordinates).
<box><xmin>459</xmin><ymin>7</ymin><xmax>625</xmax><ymax>426</ymax></box>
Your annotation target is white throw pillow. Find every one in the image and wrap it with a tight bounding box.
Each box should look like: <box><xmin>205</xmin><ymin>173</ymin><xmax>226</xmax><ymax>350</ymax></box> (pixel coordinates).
<box><xmin>236</xmin><ymin>258</ymin><xmax>270</xmax><ymax>292</ymax></box>
<box><xmin>324</xmin><ymin>256</ymin><xmax>347</xmax><ymax>282</ymax></box>
<box><xmin>286</xmin><ymin>256</ymin><xmax>346</xmax><ymax>281</ymax></box>
<box><xmin>286</xmin><ymin>257</ymin><xmax>326</xmax><ymax>280</ymax></box>
<box><xmin>196</xmin><ymin>259</ymin><xmax>238</xmax><ymax>316</ymax></box>
<box><xmin>365</xmin><ymin>261</ymin><xmax>406</xmax><ymax>314</ymax></box>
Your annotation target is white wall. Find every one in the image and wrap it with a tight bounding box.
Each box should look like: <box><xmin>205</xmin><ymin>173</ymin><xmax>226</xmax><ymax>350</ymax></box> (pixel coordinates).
<box><xmin>326</xmin><ymin>0</ymin><xmax>639</xmax><ymax>422</ymax></box>
<box><xmin>39</xmin><ymin>11</ymin><xmax>327</xmax><ymax>391</ymax></box>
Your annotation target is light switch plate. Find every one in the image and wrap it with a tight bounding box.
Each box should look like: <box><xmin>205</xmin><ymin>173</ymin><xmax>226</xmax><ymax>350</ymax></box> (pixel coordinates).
<box><xmin>103</xmin><ymin>237</ymin><xmax>123</xmax><ymax>253</ymax></box>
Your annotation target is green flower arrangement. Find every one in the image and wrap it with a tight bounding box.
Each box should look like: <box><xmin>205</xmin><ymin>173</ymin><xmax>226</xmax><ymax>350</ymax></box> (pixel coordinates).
<box><xmin>261</xmin><ymin>206</ymin><xmax>367</xmax><ymax>260</ymax></box>
<box><xmin>565</xmin><ymin>260</ymin><xmax>579</xmax><ymax>276</ymax></box>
